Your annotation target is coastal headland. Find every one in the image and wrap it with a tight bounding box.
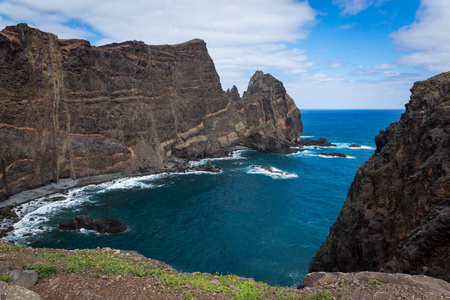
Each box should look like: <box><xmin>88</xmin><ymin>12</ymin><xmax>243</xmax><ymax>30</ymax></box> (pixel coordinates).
<box><xmin>0</xmin><ymin>24</ymin><xmax>449</xmax><ymax>299</ymax></box>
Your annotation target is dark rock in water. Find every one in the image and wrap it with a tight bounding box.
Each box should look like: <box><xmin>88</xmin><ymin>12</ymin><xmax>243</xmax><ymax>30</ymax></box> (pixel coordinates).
<box><xmin>348</xmin><ymin>144</ymin><xmax>361</xmax><ymax>148</ymax></box>
<box><xmin>296</xmin><ymin>137</ymin><xmax>336</xmax><ymax>147</ymax></box>
<box><xmin>0</xmin><ymin>23</ymin><xmax>303</xmax><ymax>201</ymax></box>
<box><xmin>250</xmin><ymin>165</ymin><xmax>289</xmax><ymax>176</ymax></box>
<box><xmin>59</xmin><ymin>215</ymin><xmax>127</xmax><ymax>234</ymax></box>
<box><xmin>50</xmin><ymin>196</ymin><xmax>67</xmax><ymax>201</ymax></box>
<box><xmin>193</xmin><ymin>160</ymin><xmax>221</xmax><ymax>173</ymax></box>
<box><xmin>318</xmin><ymin>153</ymin><xmax>347</xmax><ymax>158</ymax></box>
<box><xmin>22</xmin><ymin>233</ymin><xmax>32</xmax><ymax>237</ymax></box>
<box><xmin>310</xmin><ymin>72</ymin><xmax>450</xmax><ymax>282</ymax></box>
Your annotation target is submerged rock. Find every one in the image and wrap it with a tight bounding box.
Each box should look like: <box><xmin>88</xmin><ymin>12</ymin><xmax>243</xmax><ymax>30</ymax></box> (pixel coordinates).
<box><xmin>250</xmin><ymin>165</ymin><xmax>290</xmax><ymax>176</ymax></box>
<box><xmin>59</xmin><ymin>215</ymin><xmax>127</xmax><ymax>234</ymax></box>
<box><xmin>318</xmin><ymin>153</ymin><xmax>347</xmax><ymax>158</ymax></box>
<box><xmin>348</xmin><ymin>144</ymin><xmax>361</xmax><ymax>148</ymax></box>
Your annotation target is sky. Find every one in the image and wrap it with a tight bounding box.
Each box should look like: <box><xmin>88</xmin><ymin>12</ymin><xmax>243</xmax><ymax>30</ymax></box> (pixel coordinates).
<box><xmin>0</xmin><ymin>0</ymin><xmax>449</xmax><ymax>109</ymax></box>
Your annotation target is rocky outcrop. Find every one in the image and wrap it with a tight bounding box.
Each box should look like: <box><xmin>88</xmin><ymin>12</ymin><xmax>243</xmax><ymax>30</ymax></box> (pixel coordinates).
<box><xmin>310</xmin><ymin>72</ymin><xmax>450</xmax><ymax>281</ymax></box>
<box><xmin>0</xmin><ymin>23</ymin><xmax>303</xmax><ymax>201</ymax></box>
<box><xmin>59</xmin><ymin>215</ymin><xmax>127</xmax><ymax>233</ymax></box>
<box><xmin>296</xmin><ymin>137</ymin><xmax>336</xmax><ymax>147</ymax></box>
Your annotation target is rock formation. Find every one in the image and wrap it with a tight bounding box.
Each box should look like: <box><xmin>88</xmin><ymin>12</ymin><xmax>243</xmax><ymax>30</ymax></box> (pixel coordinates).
<box><xmin>310</xmin><ymin>72</ymin><xmax>450</xmax><ymax>281</ymax></box>
<box><xmin>59</xmin><ymin>215</ymin><xmax>127</xmax><ymax>233</ymax></box>
<box><xmin>0</xmin><ymin>23</ymin><xmax>303</xmax><ymax>201</ymax></box>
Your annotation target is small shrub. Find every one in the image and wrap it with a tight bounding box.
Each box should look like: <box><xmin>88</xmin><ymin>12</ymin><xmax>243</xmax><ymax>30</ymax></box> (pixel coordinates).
<box><xmin>0</xmin><ymin>274</ymin><xmax>12</xmax><ymax>283</ymax></box>
<box><xmin>23</xmin><ymin>263</ymin><xmax>59</xmax><ymax>278</ymax></box>
<box><xmin>367</xmin><ymin>279</ymin><xmax>383</xmax><ymax>285</ymax></box>
<box><xmin>337</xmin><ymin>292</ymin><xmax>347</xmax><ymax>298</ymax></box>
<box><xmin>304</xmin><ymin>291</ymin><xmax>333</xmax><ymax>300</ymax></box>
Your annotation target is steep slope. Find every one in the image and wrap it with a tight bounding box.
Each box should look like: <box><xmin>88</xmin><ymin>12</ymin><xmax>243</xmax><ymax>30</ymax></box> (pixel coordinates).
<box><xmin>310</xmin><ymin>72</ymin><xmax>450</xmax><ymax>281</ymax></box>
<box><xmin>0</xmin><ymin>23</ymin><xmax>302</xmax><ymax>201</ymax></box>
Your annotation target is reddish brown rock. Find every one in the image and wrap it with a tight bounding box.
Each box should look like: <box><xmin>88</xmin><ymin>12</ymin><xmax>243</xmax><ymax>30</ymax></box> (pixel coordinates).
<box><xmin>310</xmin><ymin>72</ymin><xmax>450</xmax><ymax>282</ymax></box>
<box><xmin>0</xmin><ymin>23</ymin><xmax>303</xmax><ymax>201</ymax></box>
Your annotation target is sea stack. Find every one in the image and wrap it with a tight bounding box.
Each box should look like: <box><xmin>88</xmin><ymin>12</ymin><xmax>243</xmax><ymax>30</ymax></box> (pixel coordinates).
<box><xmin>310</xmin><ymin>72</ymin><xmax>450</xmax><ymax>281</ymax></box>
<box><xmin>0</xmin><ymin>23</ymin><xmax>303</xmax><ymax>201</ymax></box>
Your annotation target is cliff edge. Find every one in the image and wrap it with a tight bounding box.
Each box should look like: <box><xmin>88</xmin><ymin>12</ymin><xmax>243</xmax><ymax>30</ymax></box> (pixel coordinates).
<box><xmin>310</xmin><ymin>72</ymin><xmax>450</xmax><ymax>281</ymax></box>
<box><xmin>0</xmin><ymin>23</ymin><xmax>302</xmax><ymax>201</ymax></box>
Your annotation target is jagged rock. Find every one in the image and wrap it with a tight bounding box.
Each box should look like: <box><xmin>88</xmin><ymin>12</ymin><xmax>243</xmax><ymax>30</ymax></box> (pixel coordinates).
<box><xmin>296</xmin><ymin>138</ymin><xmax>336</xmax><ymax>147</ymax></box>
<box><xmin>0</xmin><ymin>281</ymin><xmax>41</xmax><ymax>299</ymax></box>
<box><xmin>59</xmin><ymin>215</ymin><xmax>127</xmax><ymax>233</ymax></box>
<box><xmin>310</xmin><ymin>72</ymin><xmax>450</xmax><ymax>282</ymax></box>
<box><xmin>50</xmin><ymin>196</ymin><xmax>67</xmax><ymax>201</ymax></box>
<box><xmin>11</xmin><ymin>269</ymin><xmax>39</xmax><ymax>289</ymax></box>
<box><xmin>0</xmin><ymin>23</ymin><xmax>303</xmax><ymax>201</ymax></box>
<box><xmin>318</xmin><ymin>153</ymin><xmax>347</xmax><ymax>158</ymax></box>
<box><xmin>348</xmin><ymin>144</ymin><xmax>361</xmax><ymax>148</ymax></box>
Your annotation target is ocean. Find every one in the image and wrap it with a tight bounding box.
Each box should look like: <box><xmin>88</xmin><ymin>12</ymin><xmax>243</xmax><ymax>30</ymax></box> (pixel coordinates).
<box><xmin>4</xmin><ymin>109</ymin><xmax>404</xmax><ymax>287</ymax></box>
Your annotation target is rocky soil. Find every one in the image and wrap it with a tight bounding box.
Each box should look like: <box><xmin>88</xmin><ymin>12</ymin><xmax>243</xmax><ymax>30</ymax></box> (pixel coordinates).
<box><xmin>0</xmin><ymin>240</ymin><xmax>448</xmax><ymax>300</ymax></box>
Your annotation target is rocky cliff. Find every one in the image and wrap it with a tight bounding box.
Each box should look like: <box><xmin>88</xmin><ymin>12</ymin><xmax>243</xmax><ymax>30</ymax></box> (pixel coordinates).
<box><xmin>0</xmin><ymin>23</ymin><xmax>303</xmax><ymax>201</ymax></box>
<box><xmin>310</xmin><ymin>72</ymin><xmax>450</xmax><ymax>281</ymax></box>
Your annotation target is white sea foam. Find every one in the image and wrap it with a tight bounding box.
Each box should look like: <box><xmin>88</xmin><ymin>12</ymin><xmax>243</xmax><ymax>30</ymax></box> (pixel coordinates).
<box><xmin>301</xmin><ymin>136</ymin><xmax>314</xmax><ymax>138</ymax></box>
<box><xmin>5</xmin><ymin>192</ymin><xmax>95</xmax><ymax>244</ymax></box>
<box><xmin>246</xmin><ymin>166</ymin><xmax>298</xmax><ymax>179</ymax></box>
<box><xmin>188</xmin><ymin>149</ymin><xmax>248</xmax><ymax>167</ymax></box>
<box><xmin>316</xmin><ymin>154</ymin><xmax>356</xmax><ymax>159</ymax></box>
<box><xmin>334</xmin><ymin>143</ymin><xmax>374</xmax><ymax>150</ymax></box>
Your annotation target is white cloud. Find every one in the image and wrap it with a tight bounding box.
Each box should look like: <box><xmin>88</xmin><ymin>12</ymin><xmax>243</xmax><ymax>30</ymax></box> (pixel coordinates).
<box><xmin>0</xmin><ymin>0</ymin><xmax>316</xmax><ymax>92</ymax></box>
<box><xmin>329</xmin><ymin>63</ymin><xmax>343</xmax><ymax>69</ymax></box>
<box><xmin>332</xmin><ymin>0</ymin><xmax>387</xmax><ymax>15</ymax></box>
<box><xmin>374</xmin><ymin>63</ymin><xmax>397</xmax><ymax>69</ymax></box>
<box><xmin>391</xmin><ymin>0</ymin><xmax>450</xmax><ymax>72</ymax></box>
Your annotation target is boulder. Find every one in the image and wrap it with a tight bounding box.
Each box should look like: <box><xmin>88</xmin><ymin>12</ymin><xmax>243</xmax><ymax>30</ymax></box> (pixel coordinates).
<box><xmin>59</xmin><ymin>215</ymin><xmax>126</xmax><ymax>234</ymax></box>
<box><xmin>11</xmin><ymin>269</ymin><xmax>39</xmax><ymax>289</ymax></box>
<box><xmin>0</xmin><ymin>281</ymin><xmax>41</xmax><ymax>299</ymax></box>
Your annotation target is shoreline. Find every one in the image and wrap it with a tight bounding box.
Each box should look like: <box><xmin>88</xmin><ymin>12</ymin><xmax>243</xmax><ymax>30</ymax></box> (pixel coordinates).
<box><xmin>0</xmin><ymin>147</ymin><xmax>251</xmax><ymax>239</ymax></box>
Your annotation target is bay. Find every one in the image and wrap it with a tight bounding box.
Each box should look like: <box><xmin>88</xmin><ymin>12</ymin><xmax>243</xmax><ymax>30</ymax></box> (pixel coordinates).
<box><xmin>7</xmin><ymin>109</ymin><xmax>404</xmax><ymax>287</ymax></box>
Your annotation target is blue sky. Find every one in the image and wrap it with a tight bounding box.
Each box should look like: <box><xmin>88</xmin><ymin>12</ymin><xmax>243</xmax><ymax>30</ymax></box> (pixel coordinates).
<box><xmin>0</xmin><ymin>0</ymin><xmax>448</xmax><ymax>109</ymax></box>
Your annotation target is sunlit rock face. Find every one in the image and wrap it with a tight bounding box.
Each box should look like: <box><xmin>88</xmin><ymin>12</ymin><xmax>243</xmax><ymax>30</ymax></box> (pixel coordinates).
<box><xmin>0</xmin><ymin>23</ymin><xmax>303</xmax><ymax>200</ymax></box>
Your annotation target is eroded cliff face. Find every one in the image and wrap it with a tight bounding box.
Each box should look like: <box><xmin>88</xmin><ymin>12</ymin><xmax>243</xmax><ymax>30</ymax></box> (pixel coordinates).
<box><xmin>310</xmin><ymin>72</ymin><xmax>450</xmax><ymax>281</ymax></box>
<box><xmin>0</xmin><ymin>23</ymin><xmax>303</xmax><ymax>201</ymax></box>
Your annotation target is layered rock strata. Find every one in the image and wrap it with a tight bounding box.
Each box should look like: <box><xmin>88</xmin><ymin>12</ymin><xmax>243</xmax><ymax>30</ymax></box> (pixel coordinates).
<box><xmin>310</xmin><ymin>72</ymin><xmax>450</xmax><ymax>281</ymax></box>
<box><xmin>0</xmin><ymin>24</ymin><xmax>303</xmax><ymax>201</ymax></box>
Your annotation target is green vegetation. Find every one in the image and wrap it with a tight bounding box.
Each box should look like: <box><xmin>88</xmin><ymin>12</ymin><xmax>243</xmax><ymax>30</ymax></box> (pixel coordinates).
<box><xmin>1</xmin><ymin>244</ymin><xmax>28</xmax><ymax>251</ymax></box>
<box><xmin>367</xmin><ymin>279</ymin><xmax>383</xmax><ymax>285</ymax></box>
<box><xmin>23</xmin><ymin>249</ymin><xmax>298</xmax><ymax>299</ymax></box>
<box><xmin>337</xmin><ymin>292</ymin><xmax>348</xmax><ymax>298</ymax></box>
<box><xmin>304</xmin><ymin>291</ymin><xmax>333</xmax><ymax>300</ymax></box>
<box><xmin>250</xmin><ymin>122</ymin><xmax>268</xmax><ymax>133</ymax></box>
<box><xmin>0</xmin><ymin>274</ymin><xmax>12</xmax><ymax>283</ymax></box>
<box><xmin>23</xmin><ymin>263</ymin><xmax>59</xmax><ymax>278</ymax></box>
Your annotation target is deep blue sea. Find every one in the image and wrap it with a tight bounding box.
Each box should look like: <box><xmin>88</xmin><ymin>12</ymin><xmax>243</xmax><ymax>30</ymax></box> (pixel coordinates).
<box><xmin>6</xmin><ymin>110</ymin><xmax>403</xmax><ymax>287</ymax></box>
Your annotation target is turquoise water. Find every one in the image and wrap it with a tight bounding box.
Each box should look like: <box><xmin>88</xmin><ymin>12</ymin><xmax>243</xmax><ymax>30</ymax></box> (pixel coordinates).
<box><xmin>7</xmin><ymin>110</ymin><xmax>403</xmax><ymax>287</ymax></box>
